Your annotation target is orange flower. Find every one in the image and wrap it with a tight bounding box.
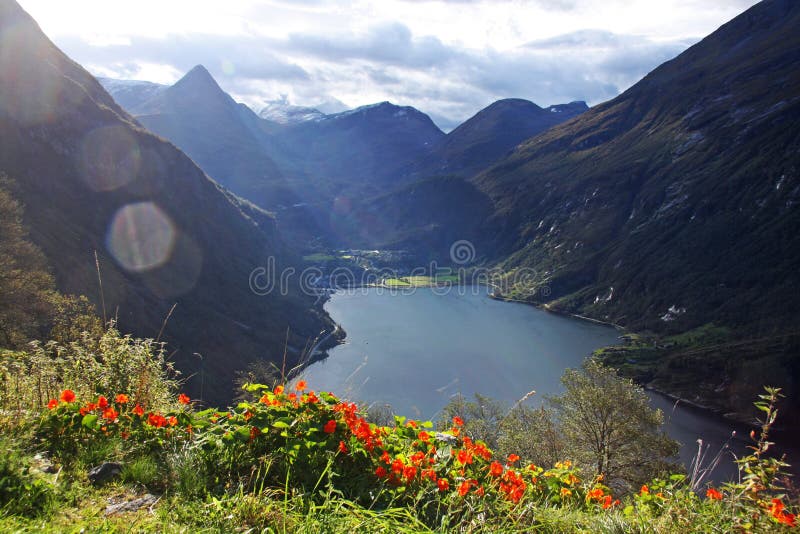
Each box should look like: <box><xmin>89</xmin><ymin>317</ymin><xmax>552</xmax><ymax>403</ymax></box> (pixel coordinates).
<box><xmin>452</xmin><ymin>416</ymin><xmax>464</xmax><ymax>427</ymax></box>
<box><xmin>419</xmin><ymin>430</ymin><xmax>430</xmax><ymax>442</ymax></box>
<box><xmin>338</xmin><ymin>440</ymin><xmax>347</xmax><ymax>454</ymax></box>
<box><xmin>168</xmin><ymin>416</ymin><xmax>178</xmax><ymax>427</ymax></box>
<box><xmin>47</xmin><ymin>399</ymin><xmax>58</xmax><ymax>409</ymax></box>
<box><xmin>457</xmin><ymin>449</ymin><xmax>473</xmax><ymax>465</ymax></box>
<box><xmin>178</xmin><ymin>393</ymin><xmax>191</xmax><ymax>405</ymax></box>
<box><xmin>115</xmin><ymin>394</ymin><xmax>129</xmax><ymax>404</ymax></box>
<box><xmin>770</xmin><ymin>499</ymin><xmax>796</xmax><ymax>526</ymax></box>
<box><xmin>132</xmin><ymin>404</ymin><xmax>145</xmax><ymax>416</ymax></box>
<box><xmin>490</xmin><ymin>461</ymin><xmax>504</xmax><ymax>477</ymax></box>
<box><xmin>588</xmin><ymin>488</ymin><xmax>604</xmax><ymax>501</ymax></box>
<box><xmin>640</xmin><ymin>485</ymin><xmax>649</xmax><ymax>495</ymax></box>
<box><xmin>102</xmin><ymin>407</ymin><xmax>118</xmax><ymax>420</ymax></box>
<box><xmin>323</xmin><ymin>419</ymin><xmax>337</xmax><ymax>433</ymax></box>
<box><xmin>60</xmin><ymin>390</ymin><xmax>76</xmax><ymax>403</ymax></box>
<box><xmin>602</xmin><ymin>495</ymin><xmax>613</xmax><ymax>509</ymax></box>
<box><xmin>458</xmin><ymin>480</ymin><xmax>472</xmax><ymax>496</ymax></box>
<box><xmin>437</xmin><ymin>478</ymin><xmax>450</xmax><ymax>492</ymax></box>
<box><xmin>507</xmin><ymin>453</ymin><xmax>520</xmax><ymax>465</ymax></box>
<box><xmin>97</xmin><ymin>396</ymin><xmax>109</xmax><ymax>409</ymax></box>
<box><xmin>295</xmin><ymin>380</ymin><xmax>307</xmax><ymax>392</ymax></box>
<box><xmin>561</xmin><ymin>488</ymin><xmax>572</xmax><ymax>497</ymax></box>
<box><xmin>274</xmin><ymin>384</ymin><xmax>284</xmax><ymax>395</ymax></box>
<box><xmin>249</xmin><ymin>426</ymin><xmax>261</xmax><ymax>440</ymax></box>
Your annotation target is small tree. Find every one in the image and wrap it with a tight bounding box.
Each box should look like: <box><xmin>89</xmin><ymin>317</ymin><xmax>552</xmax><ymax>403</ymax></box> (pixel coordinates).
<box><xmin>549</xmin><ymin>358</ymin><xmax>679</xmax><ymax>492</ymax></box>
<box><xmin>498</xmin><ymin>405</ymin><xmax>564</xmax><ymax>468</ymax></box>
<box><xmin>439</xmin><ymin>393</ymin><xmax>506</xmax><ymax>449</ymax></box>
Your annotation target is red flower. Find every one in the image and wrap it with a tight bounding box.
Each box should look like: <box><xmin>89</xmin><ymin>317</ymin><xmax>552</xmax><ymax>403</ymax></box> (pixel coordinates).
<box><xmin>602</xmin><ymin>495</ymin><xmax>613</xmax><ymax>509</ymax></box>
<box><xmin>60</xmin><ymin>390</ymin><xmax>76</xmax><ymax>403</ymax></box>
<box><xmin>458</xmin><ymin>480</ymin><xmax>472</xmax><ymax>496</ymax></box>
<box><xmin>506</xmin><ymin>453</ymin><xmax>520</xmax><ymax>465</ymax></box>
<box><xmin>403</xmin><ymin>465</ymin><xmax>417</xmax><ymax>481</ymax></box>
<box><xmin>375</xmin><ymin>466</ymin><xmax>387</xmax><ymax>478</ymax></box>
<box><xmin>457</xmin><ymin>449</ymin><xmax>473</xmax><ymax>465</ymax></box>
<box><xmin>47</xmin><ymin>399</ymin><xmax>58</xmax><ymax>409</ymax></box>
<box><xmin>178</xmin><ymin>393</ymin><xmax>190</xmax><ymax>405</ymax></box>
<box><xmin>338</xmin><ymin>440</ymin><xmax>347</xmax><ymax>454</ymax></box>
<box><xmin>132</xmin><ymin>404</ymin><xmax>145</xmax><ymax>416</ymax></box>
<box><xmin>97</xmin><ymin>396</ymin><xmax>109</xmax><ymax>409</ymax></box>
<box><xmin>102</xmin><ymin>407</ymin><xmax>118</xmax><ymax>420</ymax></box>
<box><xmin>323</xmin><ymin>419</ymin><xmax>337</xmax><ymax>434</ymax></box>
<box><xmin>274</xmin><ymin>384</ymin><xmax>284</xmax><ymax>395</ymax></box>
<box><xmin>115</xmin><ymin>394</ymin><xmax>129</xmax><ymax>404</ymax></box>
<box><xmin>437</xmin><ymin>478</ymin><xmax>450</xmax><ymax>492</ymax></box>
<box><xmin>168</xmin><ymin>416</ymin><xmax>178</xmax><ymax>427</ymax></box>
<box><xmin>250</xmin><ymin>426</ymin><xmax>261</xmax><ymax>441</ymax></box>
<box><xmin>419</xmin><ymin>430</ymin><xmax>430</xmax><ymax>442</ymax></box>
<box><xmin>706</xmin><ymin>487</ymin><xmax>723</xmax><ymax>501</ymax></box>
<box><xmin>588</xmin><ymin>488</ymin><xmax>604</xmax><ymax>501</ymax></box>
<box><xmin>640</xmin><ymin>485</ymin><xmax>649</xmax><ymax>495</ymax></box>
<box><xmin>452</xmin><ymin>416</ymin><xmax>464</xmax><ymax>427</ymax></box>
<box><xmin>490</xmin><ymin>461</ymin><xmax>504</xmax><ymax>477</ymax></box>
<box><xmin>147</xmin><ymin>413</ymin><xmax>167</xmax><ymax>428</ymax></box>
<box><xmin>295</xmin><ymin>380</ymin><xmax>307</xmax><ymax>392</ymax></box>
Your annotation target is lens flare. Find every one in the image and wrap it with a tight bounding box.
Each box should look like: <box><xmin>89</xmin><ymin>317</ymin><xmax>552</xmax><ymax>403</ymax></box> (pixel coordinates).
<box><xmin>78</xmin><ymin>125</ymin><xmax>142</xmax><ymax>191</ymax></box>
<box><xmin>106</xmin><ymin>202</ymin><xmax>176</xmax><ymax>272</ymax></box>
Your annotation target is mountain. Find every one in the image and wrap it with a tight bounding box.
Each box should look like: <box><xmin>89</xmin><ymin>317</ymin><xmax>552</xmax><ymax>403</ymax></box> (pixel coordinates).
<box><xmin>0</xmin><ymin>0</ymin><xmax>333</xmax><ymax>404</ymax></box>
<box><xmin>98</xmin><ymin>77</ymin><xmax>166</xmax><ymax>112</ymax></box>
<box><xmin>405</xmin><ymin>99</ymin><xmax>588</xmax><ymax>181</ymax></box>
<box><xmin>280</xmin><ymin>101</ymin><xmax>446</xmax><ymax>197</ymax></box>
<box><xmin>258</xmin><ymin>99</ymin><xmax>325</xmax><ymax>124</ymax></box>
<box><xmin>118</xmin><ymin>65</ymin><xmax>306</xmax><ymax>209</ymax></box>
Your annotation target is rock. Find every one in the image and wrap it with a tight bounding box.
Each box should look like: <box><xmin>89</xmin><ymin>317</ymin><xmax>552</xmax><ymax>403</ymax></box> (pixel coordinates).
<box><xmin>105</xmin><ymin>494</ymin><xmax>159</xmax><ymax>516</ymax></box>
<box><xmin>88</xmin><ymin>462</ymin><xmax>123</xmax><ymax>486</ymax></box>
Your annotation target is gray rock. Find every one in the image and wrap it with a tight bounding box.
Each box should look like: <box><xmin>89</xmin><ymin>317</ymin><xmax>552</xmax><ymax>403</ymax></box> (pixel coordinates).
<box><xmin>105</xmin><ymin>494</ymin><xmax>159</xmax><ymax>516</ymax></box>
<box><xmin>88</xmin><ymin>462</ymin><xmax>123</xmax><ymax>486</ymax></box>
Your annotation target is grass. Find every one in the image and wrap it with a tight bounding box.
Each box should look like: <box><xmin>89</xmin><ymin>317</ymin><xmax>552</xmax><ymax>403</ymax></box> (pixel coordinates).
<box><xmin>382</xmin><ymin>275</ymin><xmax>460</xmax><ymax>287</ymax></box>
<box><xmin>303</xmin><ymin>253</ymin><xmax>337</xmax><ymax>262</ymax></box>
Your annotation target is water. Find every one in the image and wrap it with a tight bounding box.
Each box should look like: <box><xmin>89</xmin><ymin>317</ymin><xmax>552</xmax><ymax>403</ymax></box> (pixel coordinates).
<box><xmin>303</xmin><ymin>286</ymin><xmax>782</xmax><ymax>482</ymax></box>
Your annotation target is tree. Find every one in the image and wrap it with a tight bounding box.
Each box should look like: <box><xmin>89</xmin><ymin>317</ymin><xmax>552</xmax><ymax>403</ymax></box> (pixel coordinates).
<box><xmin>548</xmin><ymin>358</ymin><xmax>679</xmax><ymax>492</ymax></box>
<box><xmin>439</xmin><ymin>393</ymin><xmax>506</xmax><ymax>450</ymax></box>
<box><xmin>497</xmin><ymin>405</ymin><xmax>564</xmax><ymax>469</ymax></box>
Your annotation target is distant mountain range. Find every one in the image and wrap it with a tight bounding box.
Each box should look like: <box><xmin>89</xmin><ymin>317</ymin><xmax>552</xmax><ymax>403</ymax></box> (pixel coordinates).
<box><xmin>0</xmin><ymin>0</ymin><xmax>333</xmax><ymax>404</ymax></box>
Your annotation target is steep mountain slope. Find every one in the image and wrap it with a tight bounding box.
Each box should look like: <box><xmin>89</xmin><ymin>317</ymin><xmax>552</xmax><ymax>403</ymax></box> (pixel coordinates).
<box><xmin>405</xmin><ymin>99</ymin><xmax>588</xmax><ymax>181</ymax></box>
<box><xmin>125</xmin><ymin>65</ymin><xmax>304</xmax><ymax>209</ymax></box>
<box><xmin>0</xmin><ymin>0</ymin><xmax>332</xmax><ymax>403</ymax></box>
<box><xmin>460</xmin><ymin>0</ymin><xmax>800</xmax><ymax>423</ymax></box>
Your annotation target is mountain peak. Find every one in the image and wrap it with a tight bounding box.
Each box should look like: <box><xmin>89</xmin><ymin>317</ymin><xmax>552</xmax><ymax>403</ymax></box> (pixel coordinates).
<box><xmin>175</xmin><ymin>64</ymin><xmax>218</xmax><ymax>88</ymax></box>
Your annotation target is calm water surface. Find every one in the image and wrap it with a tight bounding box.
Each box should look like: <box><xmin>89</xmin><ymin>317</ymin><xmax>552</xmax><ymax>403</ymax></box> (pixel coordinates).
<box><xmin>303</xmin><ymin>286</ymin><xmax>784</xmax><ymax>481</ymax></box>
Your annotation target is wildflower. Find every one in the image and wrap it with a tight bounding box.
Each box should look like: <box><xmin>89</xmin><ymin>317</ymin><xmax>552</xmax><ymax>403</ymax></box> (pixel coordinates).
<box><xmin>243</xmin><ymin>410</ymin><xmax>253</xmax><ymax>421</ymax></box>
<box><xmin>475</xmin><ymin>486</ymin><xmax>485</xmax><ymax>497</ymax></box>
<box><xmin>274</xmin><ymin>384</ymin><xmax>284</xmax><ymax>395</ymax></box>
<box><xmin>490</xmin><ymin>461</ymin><xmax>504</xmax><ymax>477</ymax></box>
<box><xmin>561</xmin><ymin>488</ymin><xmax>572</xmax><ymax>497</ymax></box>
<box><xmin>259</xmin><ymin>394</ymin><xmax>270</xmax><ymax>404</ymax></box>
<box><xmin>437</xmin><ymin>478</ymin><xmax>450</xmax><ymax>492</ymax></box>
<box><xmin>640</xmin><ymin>485</ymin><xmax>649</xmax><ymax>495</ymax></box>
<box><xmin>588</xmin><ymin>488</ymin><xmax>604</xmax><ymax>501</ymax></box>
<box><xmin>115</xmin><ymin>394</ymin><xmax>129</xmax><ymax>404</ymax></box>
<box><xmin>60</xmin><ymin>390</ymin><xmax>76</xmax><ymax>403</ymax></box>
<box><xmin>458</xmin><ymin>480</ymin><xmax>472</xmax><ymax>496</ymax></box>
<box><xmin>295</xmin><ymin>380</ymin><xmax>307</xmax><ymax>392</ymax></box>
<box><xmin>120</xmin><ymin>431</ymin><xmax>130</xmax><ymax>440</ymax></box>
<box><xmin>452</xmin><ymin>416</ymin><xmax>464</xmax><ymax>427</ymax></box>
<box><xmin>457</xmin><ymin>449</ymin><xmax>473</xmax><ymax>465</ymax></box>
<box><xmin>403</xmin><ymin>465</ymin><xmax>417</xmax><ymax>481</ymax></box>
<box><xmin>602</xmin><ymin>495</ymin><xmax>613</xmax><ymax>509</ymax></box>
<box><xmin>391</xmin><ymin>459</ymin><xmax>404</xmax><ymax>475</ymax></box>
<box><xmin>167</xmin><ymin>416</ymin><xmax>178</xmax><ymax>427</ymax></box>
<box><xmin>102</xmin><ymin>407</ymin><xmax>118</xmax><ymax>420</ymax></box>
<box><xmin>770</xmin><ymin>499</ymin><xmax>796</xmax><ymax>526</ymax></box>
<box><xmin>323</xmin><ymin>419</ymin><xmax>337</xmax><ymax>433</ymax></box>
<box><xmin>419</xmin><ymin>430</ymin><xmax>430</xmax><ymax>442</ymax></box>
<box><xmin>178</xmin><ymin>393</ymin><xmax>191</xmax><ymax>405</ymax></box>
<box><xmin>147</xmin><ymin>413</ymin><xmax>167</xmax><ymax>428</ymax></box>
<box><xmin>250</xmin><ymin>426</ymin><xmax>260</xmax><ymax>441</ymax></box>
<box><xmin>47</xmin><ymin>399</ymin><xmax>58</xmax><ymax>409</ymax></box>
<box><xmin>507</xmin><ymin>453</ymin><xmax>520</xmax><ymax>465</ymax></box>
<box><xmin>381</xmin><ymin>450</ymin><xmax>391</xmax><ymax>464</ymax></box>
<box><xmin>338</xmin><ymin>440</ymin><xmax>347</xmax><ymax>454</ymax></box>
<box><xmin>97</xmin><ymin>396</ymin><xmax>109</xmax><ymax>409</ymax></box>
<box><xmin>132</xmin><ymin>404</ymin><xmax>145</xmax><ymax>416</ymax></box>
<box><xmin>406</xmin><ymin>420</ymin><xmax>418</xmax><ymax>428</ymax></box>
<box><xmin>375</xmin><ymin>466</ymin><xmax>387</xmax><ymax>478</ymax></box>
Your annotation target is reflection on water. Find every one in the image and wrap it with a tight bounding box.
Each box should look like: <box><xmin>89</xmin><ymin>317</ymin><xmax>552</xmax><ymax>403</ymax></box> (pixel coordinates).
<box><xmin>303</xmin><ymin>286</ymin><xmax>796</xmax><ymax>483</ymax></box>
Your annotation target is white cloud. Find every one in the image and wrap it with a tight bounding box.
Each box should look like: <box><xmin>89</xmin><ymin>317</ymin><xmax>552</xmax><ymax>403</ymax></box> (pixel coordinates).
<box><xmin>16</xmin><ymin>0</ymin><xmax>760</xmax><ymax>130</ymax></box>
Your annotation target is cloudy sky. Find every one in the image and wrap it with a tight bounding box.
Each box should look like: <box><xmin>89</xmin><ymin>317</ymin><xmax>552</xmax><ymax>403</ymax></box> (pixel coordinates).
<box><xmin>18</xmin><ymin>0</ymin><xmax>758</xmax><ymax>130</ymax></box>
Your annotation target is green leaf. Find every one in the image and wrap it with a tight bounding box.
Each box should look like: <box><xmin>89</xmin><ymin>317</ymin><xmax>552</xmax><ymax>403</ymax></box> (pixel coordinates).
<box><xmin>81</xmin><ymin>414</ymin><xmax>99</xmax><ymax>430</ymax></box>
